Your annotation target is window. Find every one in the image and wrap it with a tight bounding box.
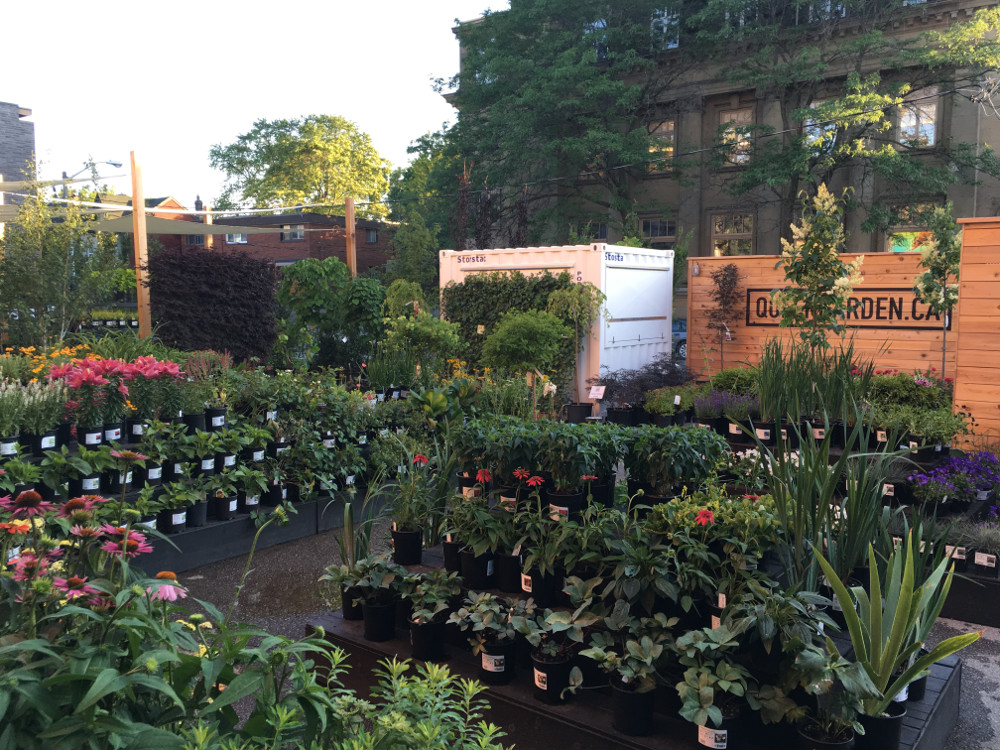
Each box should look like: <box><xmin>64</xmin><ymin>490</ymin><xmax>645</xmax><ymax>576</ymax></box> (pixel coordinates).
<box><xmin>711</xmin><ymin>213</ymin><xmax>753</xmax><ymax>256</ymax></box>
<box><xmin>642</xmin><ymin>217</ymin><xmax>676</xmax><ymax>249</ymax></box>
<box><xmin>886</xmin><ymin>202</ymin><xmax>937</xmax><ymax>252</ymax></box>
<box><xmin>648</xmin><ymin>120</ymin><xmax>675</xmax><ymax>172</ymax></box>
<box><xmin>365</xmin><ymin>228</ymin><xmax>378</xmax><ymax>244</ymax></box>
<box><xmin>720</xmin><ymin>108</ymin><xmax>753</xmax><ymax>165</ymax></box>
<box><xmin>187</xmin><ymin>234</ymin><xmax>204</xmax><ymax>246</ymax></box>
<box><xmin>651</xmin><ymin>9</ymin><xmax>679</xmax><ymax>50</ymax></box>
<box><xmin>900</xmin><ymin>87</ymin><xmax>937</xmax><ymax>148</ymax></box>
<box><xmin>226</xmin><ymin>233</ymin><xmax>248</xmax><ymax>244</ymax></box>
<box><xmin>281</xmin><ymin>224</ymin><xmax>305</xmax><ymax>241</ymax></box>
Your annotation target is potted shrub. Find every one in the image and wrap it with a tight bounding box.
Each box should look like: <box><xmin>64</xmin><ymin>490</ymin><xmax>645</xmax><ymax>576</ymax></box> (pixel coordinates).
<box><xmin>157</xmin><ymin>477</ymin><xmax>201</xmax><ymax>534</ymax></box>
<box><xmin>38</xmin><ymin>445</ymin><xmax>91</xmax><ymax>501</ymax></box>
<box><xmin>69</xmin><ymin>445</ymin><xmax>111</xmax><ymax>496</ymax></box>
<box><xmin>537</xmin><ymin>421</ymin><xmax>593</xmax><ymax>517</ymax></box>
<box><xmin>604</xmin><ymin>521</ymin><xmax>676</xmax><ymax>616</ymax></box>
<box><xmin>512</xmin><ymin>575</ymin><xmax>603</xmax><ymax>704</ymax></box>
<box><xmin>448</xmin><ymin>591</ymin><xmax>536</xmax><ymax>685</ymax></box>
<box><xmin>206</xmin><ymin>470</ymin><xmax>239</xmax><ymax>521</ymax></box>
<box><xmin>0</xmin><ymin>455</ymin><xmax>41</xmax><ymax>495</ymax></box>
<box><xmin>644</xmin><ymin>387</ymin><xmax>679</xmax><ymax>427</ymax></box>
<box><xmin>401</xmin><ymin>568</ymin><xmax>463</xmax><ymax>661</ymax></box>
<box><xmin>352</xmin><ymin>553</ymin><xmax>407</xmax><ymax>642</ymax></box>
<box><xmin>445</xmin><ymin>495</ymin><xmax>499</xmax><ymax>590</ymax></box>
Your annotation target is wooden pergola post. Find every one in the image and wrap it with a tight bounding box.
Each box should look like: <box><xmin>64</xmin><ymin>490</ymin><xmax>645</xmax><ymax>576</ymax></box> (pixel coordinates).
<box><xmin>130</xmin><ymin>152</ymin><xmax>151</xmax><ymax>337</ymax></box>
<box><xmin>345</xmin><ymin>196</ymin><xmax>357</xmax><ymax>277</ymax></box>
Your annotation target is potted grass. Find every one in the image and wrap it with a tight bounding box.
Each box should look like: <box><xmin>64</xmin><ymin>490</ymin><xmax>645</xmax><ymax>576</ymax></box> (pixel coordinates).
<box><xmin>319</xmin><ymin>496</ymin><xmax>382</xmax><ymax>621</ymax></box>
<box><xmin>512</xmin><ymin>575</ymin><xmax>603</xmax><ymax>705</ymax></box>
<box><xmin>401</xmin><ymin>568</ymin><xmax>463</xmax><ymax>661</ymax></box>
<box><xmin>19</xmin><ymin>381</ymin><xmax>65</xmax><ymax>457</ymax></box>
<box><xmin>448</xmin><ymin>591</ymin><xmax>537</xmax><ymax>685</ymax></box>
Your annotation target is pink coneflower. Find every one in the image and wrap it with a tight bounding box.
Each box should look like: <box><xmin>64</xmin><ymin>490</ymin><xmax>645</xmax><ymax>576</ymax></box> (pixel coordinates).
<box><xmin>148</xmin><ymin>570</ymin><xmax>187</xmax><ymax>602</ymax></box>
<box><xmin>476</xmin><ymin>469</ymin><xmax>492</xmax><ymax>484</ymax></box>
<box><xmin>58</xmin><ymin>495</ymin><xmax>106</xmax><ymax>521</ymax></box>
<box><xmin>695</xmin><ymin>509</ymin><xmax>715</xmax><ymax>527</ymax></box>
<box><xmin>11</xmin><ymin>552</ymin><xmax>49</xmax><ymax>581</ymax></box>
<box><xmin>0</xmin><ymin>490</ymin><xmax>54</xmax><ymax>519</ymax></box>
<box><xmin>109</xmin><ymin>450</ymin><xmax>148</xmax><ymax>463</ymax></box>
<box><xmin>100</xmin><ymin>527</ymin><xmax>153</xmax><ymax>558</ymax></box>
<box><xmin>53</xmin><ymin>575</ymin><xmax>99</xmax><ymax>600</ymax></box>
<box><xmin>70</xmin><ymin>524</ymin><xmax>102</xmax><ymax>539</ymax></box>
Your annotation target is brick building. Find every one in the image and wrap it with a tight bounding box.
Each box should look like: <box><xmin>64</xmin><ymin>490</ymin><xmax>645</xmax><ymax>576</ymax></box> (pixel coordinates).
<box><xmin>0</xmin><ymin>101</ymin><xmax>35</xmax><ymax>204</ymax></box>
<box><xmin>209</xmin><ymin>213</ymin><xmax>395</xmax><ymax>272</ymax></box>
<box><xmin>96</xmin><ymin>194</ymin><xmax>199</xmax><ymax>252</ymax></box>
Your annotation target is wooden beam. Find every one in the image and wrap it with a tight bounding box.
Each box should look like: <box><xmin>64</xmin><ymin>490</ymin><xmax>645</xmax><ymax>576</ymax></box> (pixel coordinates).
<box><xmin>130</xmin><ymin>152</ymin><xmax>151</xmax><ymax>338</ymax></box>
<box><xmin>345</xmin><ymin>196</ymin><xmax>357</xmax><ymax>277</ymax></box>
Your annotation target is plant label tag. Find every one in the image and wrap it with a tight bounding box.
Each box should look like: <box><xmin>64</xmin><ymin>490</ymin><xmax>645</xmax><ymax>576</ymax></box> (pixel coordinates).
<box><xmin>224</xmin><ymin>455</ymin><xmax>236</xmax><ymax>467</ymax></box>
<box><xmin>780</xmin><ymin>428</ymin><xmax>788</xmax><ymax>441</ymax></box>
<box><xmin>477</xmin><ymin>324</ymin><xmax>486</xmax><ymax>334</ymax></box>
<box><xmin>253</xmin><ymin>450</ymin><xmax>265</xmax><ymax>462</ymax></box>
<box><xmin>85</xmin><ymin>432</ymin><xmax>102</xmax><ymax>445</ymax></box>
<box><xmin>813</xmin><ymin>428</ymin><xmax>825</xmax><ymax>440</ymax></box>
<box><xmin>132</xmin><ymin>423</ymin><xmax>144</xmax><ymax>436</ymax></box>
<box><xmin>172</xmin><ymin>512</ymin><xmax>186</xmax><ymax>526</ymax></box>
<box><xmin>83</xmin><ymin>477</ymin><xmax>99</xmax><ymax>491</ymax></box>
<box><xmin>202</xmin><ymin>459</ymin><xmax>214</xmax><ymax>471</ymax></box>
<box><xmin>755</xmin><ymin>428</ymin><xmax>770</xmax><ymax>440</ymax></box>
<box><xmin>728</xmin><ymin>423</ymin><xmax>741</xmax><ymax>435</ymax></box>
<box><xmin>549</xmin><ymin>504</ymin><xmax>569</xmax><ymax>521</ymax></box>
<box><xmin>711</xmin><ymin>615</ymin><xmax>721</xmax><ymax>630</ymax></box>
<box><xmin>0</xmin><ymin>441</ymin><xmax>16</xmax><ymax>456</ymax></box>
<box><xmin>106</xmin><ymin>427</ymin><xmax>121</xmax><ymax>441</ymax></box>
<box><xmin>323</xmin><ymin>439</ymin><xmax>335</xmax><ymax>449</ymax></box>
<box><xmin>936</xmin><ymin>443</ymin><xmax>943</xmax><ymax>452</ymax></box>
<box><xmin>282</xmin><ymin>487</ymin><xmax>288</xmax><ymax>500</ymax></box>
<box><xmin>174</xmin><ymin>463</ymin><xmax>183</xmax><ymax>475</ymax></box>
<box><xmin>521</xmin><ymin>573</ymin><xmax>533</xmax><ymax>593</ymax></box>
<box><xmin>277</xmin><ymin>446</ymin><xmax>289</xmax><ymax>455</ymax></box>
<box><xmin>978</xmin><ymin>490</ymin><xmax>990</xmax><ymax>502</ymax></box>
<box><xmin>463</xmin><ymin>486</ymin><xmax>481</xmax><ymax>498</ymax></box>
<box><xmin>500</xmin><ymin>496</ymin><xmax>516</xmax><ymax>511</ymax></box>
<box><xmin>588</xmin><ymin>385</ymin><xmax>606</xmax><ymax>400</ymax></box>
<box><xmin>392</xmin><ymin>391</ymin><xmax>400</xmax><ymax>400</ymax></box>
<box><xmin>696</xmin><ymin>422</ymin><xmax>711</xmax><ymax>430</ymax></box>
<box><xmin>534</xmin><ymin>668</ymin><xmax>548</xmax><ymax>690</ymax></box>
<box><xmin>698</xmin><ymin>724</ymin><xmax>728</xmax><ymax>749</ymax></box>
<box><xmin>445</xmin><ymin>533</ymin><xmax>453</xmax><ymax>543</ymax></box>
<box><xmin>877</xmin><ymin>430</ymin><xmax>888</xmax><ymax>443</ymax></box>
<box><xmin>909</xmin><ymin>441</ymin><xmax>919</xmax><ymax>452</ymax></box>
<box><xmin>247</xmin><ymin>495</ymin><xmax>259</xmax><ymax>506</ymax></box>
<box><xmin>140</xmin><ymin>519</ymin><xmax>156</xmax><ymax>530</ymax></box>
<box><xmin>512</xmin><ymin>544</ymin><xmax>522</xmax><ymax>557</ymax></box>
<box><xmin>486</xmin><ymin>559</ymin><xmax>494</xmax><ymax>576</ymax></box>
<box><xmin>883</xmin><ymin>483</ymin><xmax>895</xmax><ymax>497</ymax></box>
<box><xmin>359</xmin><ymin>434</ymin><xmax>367</xmax><ymax>445</ymax></box>
<box><xmin>975</xmin><ymin>552</ymin><xmax>996</xmax><ymax>568</ymax></box>
<box><xmin>674</xmin><ymin>395</ymin><xmax>682</xmax><ymax>406</ymax></box>
<box><xmin>717</xmin><ymin>593</ymin><xmax>727</xmax><ymax>608</ymax></box>
<box><xmin>125</xmin><ymin>472</ymin><xmax>133</xmax><ymax>484</ymax></box>
<box><xmin>893</xmin><ymin>684</ymin><xmax>909</xmax><ymax>702</ymax></box>
<box><xmin>7</xmin><ymin>546</ymin><xmax>19</xmax><ymax>561</ymax></box>
<box><xmin>482</xmin><ymin>653</ymin><xmax>505</xmax><ymax>673</ymax></box>
<box><xmin>377</xmin><ymin>393</ymin><xmax>386</xmax><ymax>402</ymax></box>
<box><xmin>41</xmin><ymin>435</ymin><xmax>56</xmax><ymax>449</ymax></box>
<box><xmin>266</xmin><ymin>410</ymin><xmax>278</xmax><ymax>421</ymax></box>
<box><xmin>952</xmin><ymin>546</ymin><xmax>967</xmax><ymax>560</ymax></box>
<box><xmin>211</xmin><ymin>416</ymin><xmax>226</xmax><ymax>427</ymax></box>
<box><xmin>149</xmin><ymin>466</ymin><xmax>162</xmax><ymax>480</ymax></box>
<box><xmin>347</xmin><ymin>475</ymin><xmax>355</xmax><ymax>485</ymax></box>
<box><xmin>892</xmin><ymin>536</ymin><xmax>903</xmax><ymax>549</ymax></box>
<box><xmin>229</xmin><ymin>499</ymin><xmax>237</xmax><ymax>511</ymax></box>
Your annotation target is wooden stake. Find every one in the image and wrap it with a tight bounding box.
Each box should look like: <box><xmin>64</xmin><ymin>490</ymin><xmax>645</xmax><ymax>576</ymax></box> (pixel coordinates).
<box><xmin>130</xmin><ymin>152</ymin><xmax>151</xmax><ymax>338</ymax></box>
<box><xmin>345</xmin><ymin>196</ymin><xmax>357</xmax><ymax>277</ymax></box>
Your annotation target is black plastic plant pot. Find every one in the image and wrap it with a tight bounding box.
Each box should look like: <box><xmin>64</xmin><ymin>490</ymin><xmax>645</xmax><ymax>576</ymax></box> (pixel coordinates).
<box><xmin>653</xmin><ymin>413</ymin><xmax>674</xmax><ymax>427</ymax></box>
<box><xmin>531</xmin><ymin>652</ymin><xmax>573</xmax><ymax>705</ymax></box>
<box><xmin>410</xmin><ymin>618</ymin><xmax>446</xmax><ymax>661</ymax></box>
<box><xmin>460</xmin><ymin>549</ymin><xmax>494</xmax><ymax>590</ymax></box>
<box><xmin>606</xmin><ymin>407</ymin><xmax>636</xmax><ymax>426</ymax></box>
<box><xmin>79</xmin><ymin>427</ymin><xmax>104</xmax><ymax>449</ymax></box>
<box><xmin>611</xmin><ymin>679</ymin><xmax>655</xmax><ymax>736</ymax></box>
<box><xmin>362</xmin><ymin>601</ymin><xmax>397</xmax><ymax>642</ymax></box>
<box><xmin>103</xmin><ymin>422</ymin><xmax>123</xmax><ymax>444</ymax></box>
<box><xmin>205</xmin><ymin>406</ymin><xmax>228</xmax><ymax>432</ymax></box>
<box><xmin>857</xmin><ymin>702</ymin><xmax>906</xmax><ymax>750</ymax></box>
<box><xmin>588</xmin><ymin>481</ymin><xmax>615</xmax><ymax>508</ymax></box>
<box><xmin>135</xmin><ymin>463</ymin><xmax>163</xmax><ymax>489</ymax></box>
<box><xmin>238</xmin><ymin>490</ymin><xmax>261</xmax><ymax>514</ymax></box>
<box><xmin>195</xmin><ymin>457</ymin><xmax>216</xmax><ymax>479</ymax></box>
<box><xmin>124</xmin><ymin>417</ymin><xmax>146</xmax><ymax>445</ymax></box>
<box><xmin>494</xmin><ymin>552</ymin><xmax>522</xmax><ymax>593</ymax></box>
<box><xmin>479</xmin><ymin>641</ymin><xmax>516</xmax><ymax>685</ymax></box>
<box><xmin>521</xmin><ymin>568</ymin><xmax>558</xmax><ymax>608</ymax></box>
<box><xmin>795</xmin><ymin>726</ymin><xmax>856</xmax><ymax>749</ymax></box>
<box><xmin>214</xmin><ymin>494</ymin><xmax>238</xmax><ymax>521</ymax></box>
<box><xmin>187</xmin><ymin>500</ymin><xmax>208</xmax><ymax>528</ymax></box>
<box><xmin>157</xmin><ymin>507</ymin><xmax>186</xmax><ymax>534</ymax></box>
<box><xmin>697</xmin><ymin>712</ymin><xmax>744</xmax><ymax>750</ymax></box>
<box><xmin>101</xmin><ymin>469</ymin><xmax>132</xmax><ymax>495</ymax></box>
<box><xmin>442</xmin><ymin>539</ymin><xmax>463</xmax><ymax>573</ymax></box>
<box><xmin>182</xmin><ymin>412</ymin><xmax>206</xmax><ymax>435</ymax></box>
<box><xmin>25</xmin><ymin>429</ymin><xmax>58</xmax><ymax>457</ymax></box>
<box><xmin>545</xmin><ymin>489</ymin><xmax>585</xmax><ymax>521</ymax></box>
<box><xmin>68</xmin><ymin>473</ymin><xmax>102</xmax><ymax>497</ymax></box>
<box><xmin>391</xmin><ymin>528</ymin><xmax>423</xmax><ymax>566</ymax></box>
<box><xmin>56</xmin><ymin>421</ymin><xmax>73</xmax><ymax>449</ymax></box>
<box><xmin>263</xmin><ymin>483</ymin><xmax>285</xmax><ymax>507</ymax></box>
<box><xmin>341</xmin><ymin>585</ymin><xmax>363</xmax><ymax>620</ymax></box>
<box><xmin>565</xmin><ymin>402</ymin><xmax>593</xmax><ymax>423</ymax></box>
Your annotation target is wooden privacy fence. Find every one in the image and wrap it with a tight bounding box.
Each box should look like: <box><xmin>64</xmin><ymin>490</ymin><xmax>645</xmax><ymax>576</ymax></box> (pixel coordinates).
<box><xmin>686</xmin><ymin>252</ymin><xmax>956</xmax><ymax>378</ymax></box>
<box><xmin>954</xmin><ymin>218</ymin><xmax>1000</xmax><ymax>446</ymax></box>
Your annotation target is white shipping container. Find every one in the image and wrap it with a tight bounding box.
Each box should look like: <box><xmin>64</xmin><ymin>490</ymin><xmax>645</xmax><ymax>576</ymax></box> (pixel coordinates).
<box><xmin>439</xmin><ymin>244</ymin><xmax>674</xmax><ymax>407</ymax></box>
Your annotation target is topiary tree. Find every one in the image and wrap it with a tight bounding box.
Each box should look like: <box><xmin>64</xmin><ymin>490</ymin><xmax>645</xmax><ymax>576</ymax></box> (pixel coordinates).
<box><xmin>546</xmin><ymin>282</ymin><xmax>607</xmax><ymax>403</ymax></box>
<box><xmin>913</xmin><ymin>205</ymin><xmax>961</xmax><ymax>380</ymax></box>
<box><xmin>482</xmin><ymin>309</ymin><xmax>571</xmax><ymax>415</ymax></box>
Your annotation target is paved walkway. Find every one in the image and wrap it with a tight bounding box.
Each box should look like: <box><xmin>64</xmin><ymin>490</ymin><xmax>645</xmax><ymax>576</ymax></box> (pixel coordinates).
<box><xmin>177</xmin><ymin>531</ymin><xmax>998</xmax><ymax>749</ymax></box>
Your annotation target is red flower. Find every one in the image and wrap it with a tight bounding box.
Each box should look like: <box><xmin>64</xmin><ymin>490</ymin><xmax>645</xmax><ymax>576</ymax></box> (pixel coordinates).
<box><xmin>412</xmin><ymin>454</ymin><xmax>429</xmax><ymax>466</ymax></box>
<box><xmin>581</xmin><ymin>475</ymin><xmax>598</xmax><ymax>482</ymax></box>
<box><xmin>476</xmin><ymin>469</ymin><xmax>492</xmax><ymax>484</ymax></box>
<box><xmin>695</xmin><ymin>509</ymin><xmax>715</xmax><ymax>526</ymax></box>
<box><xmin>526</xmin><ymin>475</ymin><xmax>544</xmax><ymax>488</ymax></box>
<box><xmin>513</xmin><ymin>468</ymin><xmax>530</xmax><ymax>480</ymax></box>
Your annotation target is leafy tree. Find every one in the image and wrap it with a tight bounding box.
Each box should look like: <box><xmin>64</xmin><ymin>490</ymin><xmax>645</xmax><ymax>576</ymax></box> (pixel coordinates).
<box><xmin>707</xmin><ymin>263</ymin><xmax>742</xmax><ymax>370</ymax></box>
<box><xmin>385</xmin><ymin>210</ymin><xmax>439</xmax><ymax>297</ymax></box>
<box><xmin>442</xmin><ymin>0</ymin><xmax>697</xmax><ymax>242</ymax></box>
<box><xmin>209</xmin><ymin>115</ymin><xmax>391</xmax><ymax>219</ymax></box>
<box><xmin>691</xmin><ymin>0</ymin><xmax>1000</xmax><ymax>238</ymax></box>
<box><xmin>382</xmin><ymin>279</ymin><xmax>428</xmax><ymax>319</ymax></box>
<box><xmin>383</xmin><ymin>312</ymin><xmax>464</xmax><ymax>379</ymax></box>
<box><xmin>913</xmin><ymin>204</ymin><xmax>961</xmax><ymax>378</ymax></box>
<box><xmin>0</xmin><ymin>186</ymin><xmax>126</xmax><ymax>347</ymax></box>
<box><xmin>388</xmin><ymin>130</ymin><xmax>455</xmax><ymax>244</ymax></box>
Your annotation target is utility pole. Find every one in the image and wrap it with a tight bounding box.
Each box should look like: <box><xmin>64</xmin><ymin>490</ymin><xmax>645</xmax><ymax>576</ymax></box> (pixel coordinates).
<box><xmin>345</xmin><ymin>196</ymin><xmax>357</xmax><ymax>277</ymax></box>
<box><xmin>130</xmin><ymin>152</ymin><xmax>151</xmax><ymax>337</ymax></box>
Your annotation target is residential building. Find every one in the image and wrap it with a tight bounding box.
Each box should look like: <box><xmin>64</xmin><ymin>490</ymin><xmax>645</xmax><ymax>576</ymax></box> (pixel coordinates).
<box><xmin>96</xmin><ymin>194</ymin><xmax>201</xmax><ymax>252</ymax></box>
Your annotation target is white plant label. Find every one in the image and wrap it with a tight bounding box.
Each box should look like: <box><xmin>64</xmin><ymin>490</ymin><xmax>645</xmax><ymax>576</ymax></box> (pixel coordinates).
<box><xmin>813</xmin><ymin>428</ymin><xmax>825</xmax><ymax>439</ymax></box>
<box><xmin>463</xmin><ymin>486</ymin><xmax>481</xmax><ymax>499</ymax></box>
<box><xmin>533</xmin><ymin>668</ymin><xmax>548</xmax><ymax>690</ymax></box>
<box><xmin>282</xmin><ymin>487</ymin><xmax>288</xmax><ymax>500</ymax></box>
<box><xmin>106</xmin><ymin>427</ymin><xmax>121</xmax><ymax>441</ymax></box>
<box><xmin>201</xmin><ymin>459</ymin><xmax>214</xmax><ymax>471</ymax></box>
<box><xmin>945</xmin><ymin>545</ymin><xmax>966</xmax><ymax>560</ymax></box>
<box><xmin>7</xmin><ymin>546</ymin><xmax>19</xmax><ymax>561</ymax></box>
<box><xmin>85</xmin><ymin>432</ymin><xmax>102</xmax><ymax>446</ymax></box>
<box><xmin>171</xmin><ymin>512</ymin><xmax>186</xmax><ymax>526</ymax></box>
<box><xmin>392</xmin><ymin>391</ymin><xmax>400</xmax><ymax>400</ymax></box>
<box><xmin>377</xmin><ymin>393</ymin><xmax>385</xmax><ymax>402</ymax></box>
<box><xmin>978</xmin><ymin>490</ymin><xmax>990</xmax><ymax>502</ymax></box>
<box><xmin>323</xmin><ymin>439</ymin><xmax>335</xmax><ymax>449</ymax></box>
<box><xmin>588</xmin><ymin>385</ymin><xmax>605</xmax><ymax>400</ymax></box>
<box><xmin>674</xmin><ymin>395</ymin><xmax>682</xmax><ymax>406</ymax></box>
<box><xmin>347</xmin><ymin>475</ymin><xmax>355</xmax><ymax>485</ymax></box>
<box><xmin>149</xmin><ymin>467</ymin><xmax>162</xmax><ymax>480</ymax></box>
<box><xmin>500</xmin><ymin>496</ymin><xmax>516</xmax><ymax>511</ymax></box>
<box><xmin>445</xmin><ymin>533</ymin><xmax>453</xmax><ymax>543</ymax></box>
<box><xmin>486</xmin><ymin>559</ymin><xmax>494</xmax><ymax>577</ymax></box>
<box><xmin>266</xmin><ymin>410</ymin><xmax>277</xmax><ymax>421</ymax></box>
<box><xmin>877</xmin><ymin>430</ymin><xmax>888</xmax><ymax>442</ymax></box>
<box><xmin>0</xmin><ymin>442</ymin><xmax>15</xmax><ymax>456</ymax></box>
<box><xmin>253</xmin><ymin>450</ymin><xmax>265</xmax><ymax>462</ymax></box>
<box><xmin>174</xmin><ymin>462</ymin><xmax>183</xmax><ymax>475</ymax></box>
<box><xmin>710</xmin><ymin>615</ymin><xmax>722</xmax><ymax>630</ymax></box>
<box><xmin>909</xmin><ymin>441</ymin><xmax>919</xmax><ymax>452</ymax></box>
<box><xmin>140</xmin><ymin>519</ymin><xmax>156</xmax><ymax>530</ymax></box>
<box><xmin>698</xmin><ymin>724</ymin><xmax>729</xmax><ymax>749</ymax></box>
<box><xmin>359</xmin><ymin>434</ymin><xmax>367</xmax><ymax>445</ymax></box>
<box><xmin>975</xmin><ymin>552</ymin><xmax>997</xmax><ymax>568</ymax></box>
<box><xmin>41</xmin><ymin>435</ymin><xmax>56</xmax><ymax>449</ymax></box>
<box><xmin>228</xmin><ymin>499</ymin><xmax>237</xmax><ymax>511</ymax></box>
<box><xmin>893</xmin><ymin>684</ymin><xmax>909</xmax><ymax>702</ymax></box>
<box><xmin>755</xmin><ymin>428</ymin><xmax>770</xmax><ymax>440</ymax></box>
<box><xmin>521</xmin><ymin>573</ymin><xmax>533</xmax><ymax>593</ymax></box>
<box><xmin>549</xmin><ymin>504</ymin><xmax>569</xmax><ymax>521</ymax></box>
<box><xmin>717</xmin><ymin>593</ymin><xmax>727</xmax><ymax>609</ymax></box>
<box><xmin>247</xmin><ymin>495</ymin><xmax>259</xmax><ymax>507</ymax></box>
<box><xmin>482</xmin><ymin>653</ymin><xmax>506</xmax><ymax>673</ymax></box>
<box><xmin>728</xmin><ymin>423</ymin><xmax>741</xmax><ymax>435</ymax></box>
<box><xmin>123</xmin><ymin>472</ymin><xmax>132</xmax><ymax>484</ymax></box>
<box><xmin>211</xmin><ymin>416</ymin><xmax>226</xmax><ymax>427</ymax></box>
<box><xmin>132</xmin><ymin>423</ymin><xmax>145</xmax><ymax>436</ymax></box>
<box><xmin>277</xmin><ymin>446</ymin><xmax>289</xmax><ymax>455</ymax></box>
<box><xmin>83</xmin><ymin>477</ymin><xmax>99</xmax><ymax>491</ymax></box>
<box><xmin>696</xmin><ymin>422</ymin><xmax>711</xmax><ymax>430</ymax></box>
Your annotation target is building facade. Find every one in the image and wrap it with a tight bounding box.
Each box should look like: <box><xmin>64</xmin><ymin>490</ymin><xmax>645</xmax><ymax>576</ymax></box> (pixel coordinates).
<box><xmin>0</xmin><ymin>101</ymin><xmax>35</xmax><ymax>204</ymax></box>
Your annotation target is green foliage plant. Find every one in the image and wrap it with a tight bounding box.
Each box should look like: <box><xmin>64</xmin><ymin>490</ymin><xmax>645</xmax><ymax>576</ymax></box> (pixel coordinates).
<box><xmin>581</xmin><ymin>603</ymin><xmax>677</xmax><ymax>694</ymax></box>
<box><xmin>19</xmin><ymin>381</ymin><xmax>66</xmax><ymax>435</ymax></box>
<box><xmin>511</xmin><ymin>576</ymin><xmax>603</xmax><ymax>659</ymax></box>
<box><xmin>448</xmin><ymin>591</ymin><xmax>537</xmax><ymax>656</ymax></box>
<box><xmin>674</xmin><ymin>625</ymin><xmax>759</xmax><ymax>729</ymax></box>
<box><xmin>383</xmin><ymin>312</ymin><xmax>464</xmax><ymax>380</ymax></box>
<box><xmin>401</xmin><ymin>569</ymin><xmax>463</xmax><ymax>625</ymax></box>
<box><xmin>546</xmin><ymin>282</ymin><xmax>607</xmax><ymax>402</ymax></box>
<box><xmin>913</xmin><ymin>205</ymin><xmax>961</xmax><ymax>379</ymax></box>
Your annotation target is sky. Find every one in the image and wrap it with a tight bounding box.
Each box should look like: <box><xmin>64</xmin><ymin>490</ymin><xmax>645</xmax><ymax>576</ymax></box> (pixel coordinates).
<box><xmin>4</xmin><ymin>0</ymin><xmax>507</xmax><ymax>210</ymax></box>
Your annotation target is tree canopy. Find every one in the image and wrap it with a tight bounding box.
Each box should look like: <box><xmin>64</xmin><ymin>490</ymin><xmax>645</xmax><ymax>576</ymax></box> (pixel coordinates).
<box><xmin>209</xmin><ymin>115</ymin><xmax>391</xmax><ymax>219</ymax></box>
